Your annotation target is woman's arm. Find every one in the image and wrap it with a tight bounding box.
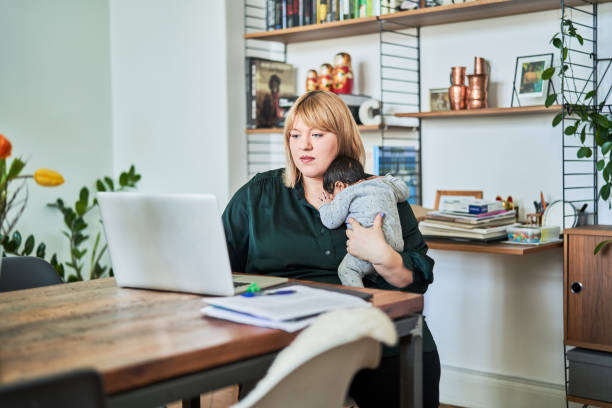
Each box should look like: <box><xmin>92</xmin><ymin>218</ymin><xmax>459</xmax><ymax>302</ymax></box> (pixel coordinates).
<box><xmin>346</xmin><ymin>214</ymin><xmax>414</xmax><ymax>288</ymax></box>
<box><xmin>346</xmin><ymin>202</ymin><xmax>434</xmax><ymax>291</ymax></box>
<box><xmin>222</xmin><ymin>185</ymin><xmax>251</xmax><ymax>272</ymax></box>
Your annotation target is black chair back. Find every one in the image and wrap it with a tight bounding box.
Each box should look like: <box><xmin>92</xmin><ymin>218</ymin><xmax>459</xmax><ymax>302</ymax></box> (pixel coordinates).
<box><xmin>0</xmin><ymin>369</ymin><xmax>106</xmax><ymax>408</ymax></box>
<box><xmin>0</xmin><ymin>256</ymin><xmax>62</xmax><ymax>292</ymax></box>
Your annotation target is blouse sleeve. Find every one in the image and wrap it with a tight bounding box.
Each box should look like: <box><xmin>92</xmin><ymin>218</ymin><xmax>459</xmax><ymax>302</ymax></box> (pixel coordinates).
<box><xmin>376</xmin><ymin>201</ymin><xmax>435</xmax><ymax>294</ymax></box>
<box><xmin>222</xmin><ymin>183</ymin><xmax>250</xmax><ymax>272</ymax></box>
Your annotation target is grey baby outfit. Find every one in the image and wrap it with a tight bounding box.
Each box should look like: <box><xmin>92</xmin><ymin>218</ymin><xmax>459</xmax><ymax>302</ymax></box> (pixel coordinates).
<box><xmin>319</xmin><ymin>174</ymin><xmax>410</xmax><ymax>287</ymax></box>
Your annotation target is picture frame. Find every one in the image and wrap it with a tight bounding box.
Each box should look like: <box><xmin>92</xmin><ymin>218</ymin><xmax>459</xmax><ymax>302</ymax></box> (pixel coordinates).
<box><xmin>429</xmin><ymin>88</ymin><xmax>450</xmax><ymax>112</ymax></box>
<box><xmin>511</xmin><ymin>53</ymin><xmax>554</xmax><ymax>107</ymax></box>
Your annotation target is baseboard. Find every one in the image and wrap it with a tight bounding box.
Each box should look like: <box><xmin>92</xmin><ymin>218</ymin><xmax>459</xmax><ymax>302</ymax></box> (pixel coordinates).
<box><xmin>439</xmin><ymin>364</ymin><xmax>566</xmax><ymax>408</ymax></box>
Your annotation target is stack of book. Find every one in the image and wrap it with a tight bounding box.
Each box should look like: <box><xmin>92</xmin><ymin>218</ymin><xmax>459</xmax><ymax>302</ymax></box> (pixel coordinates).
<box><xmin>419</xmin><ymin>199</ymin><xmax>518</xmax><ymax>242</ymax></box>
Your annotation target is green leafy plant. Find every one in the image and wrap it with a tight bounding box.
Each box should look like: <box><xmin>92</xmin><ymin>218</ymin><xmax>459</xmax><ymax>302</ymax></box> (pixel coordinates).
<box><xmin>543</xmin><ymin>18</ymin><xmax>612</xmax><ymax>255</ymax></box>
<box><xmin>47</xmin><ymin>166</ymin><xmax>141</xmax><ymax>282</ymax></box>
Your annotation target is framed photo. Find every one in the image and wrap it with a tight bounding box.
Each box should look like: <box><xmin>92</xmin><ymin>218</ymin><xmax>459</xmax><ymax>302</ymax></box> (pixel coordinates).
<box><xmin>429</xmin><ymin>88</ymin><xmax>450</xmax><ymax>111</ymax></box>
<box><xmin>512</xmin><ymin>54</ymin><xmax>553</xmax><ymax>106</ymax></box>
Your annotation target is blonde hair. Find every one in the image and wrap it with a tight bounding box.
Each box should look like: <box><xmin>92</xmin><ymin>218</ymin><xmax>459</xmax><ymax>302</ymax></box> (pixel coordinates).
<box><xmin>283</xmin><ymin>91</ymin><xmax>365</xmax><ymax>188</ymax></box>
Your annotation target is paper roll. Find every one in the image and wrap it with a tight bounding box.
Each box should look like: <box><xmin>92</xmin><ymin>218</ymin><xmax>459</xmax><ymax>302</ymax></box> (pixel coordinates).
<box><xmin>358</xmin><ymin>99</ymin><xmax>382</xmax><ymax>126</ymax></box>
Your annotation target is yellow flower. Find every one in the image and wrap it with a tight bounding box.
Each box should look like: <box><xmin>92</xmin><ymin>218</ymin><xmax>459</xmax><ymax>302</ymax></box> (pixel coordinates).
<box><xmin>33</xmin><ymin>168</ymin><xmax>64</xmax><ymax>187</ymax></box>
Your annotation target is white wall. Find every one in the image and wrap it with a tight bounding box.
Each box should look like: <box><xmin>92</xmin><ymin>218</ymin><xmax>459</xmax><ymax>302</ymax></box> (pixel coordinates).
<box><xmin>0</xmin><ymin>0</ymin><xmax>112</xmax><ymax>259</ymax></box>
<box><xmin>109</xmin><ymin>0</ymin><xmax>231</xmax><ymax>207</ymax></box>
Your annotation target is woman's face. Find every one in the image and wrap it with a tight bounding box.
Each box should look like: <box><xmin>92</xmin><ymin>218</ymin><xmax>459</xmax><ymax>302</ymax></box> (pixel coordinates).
<box><xmin>289</xmin><ymin>115</ymin><xmax>338</xmax><ymax>181</ymax></box>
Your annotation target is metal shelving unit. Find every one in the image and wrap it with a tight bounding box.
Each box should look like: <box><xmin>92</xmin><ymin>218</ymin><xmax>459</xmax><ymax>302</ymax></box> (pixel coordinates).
<box><xmin>561</xmin><ymin>1</ymin><xmax>612</xmax><ymax>406</ymax></box>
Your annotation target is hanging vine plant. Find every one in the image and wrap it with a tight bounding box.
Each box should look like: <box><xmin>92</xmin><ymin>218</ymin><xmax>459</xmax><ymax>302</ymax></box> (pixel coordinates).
<box><xmin>543</xmin><ymin>18</ymin><xmax>612</xmax><ymax>254</ymax></box>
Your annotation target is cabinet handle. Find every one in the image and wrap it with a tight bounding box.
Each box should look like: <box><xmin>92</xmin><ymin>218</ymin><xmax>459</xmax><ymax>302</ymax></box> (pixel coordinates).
<box><xmin>570</xmin><ymin>282</ymin><xmax>583</xmax><ymax>294</ymax></box>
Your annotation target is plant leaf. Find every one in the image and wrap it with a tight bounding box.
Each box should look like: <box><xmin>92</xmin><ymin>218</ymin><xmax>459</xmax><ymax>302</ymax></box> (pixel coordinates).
<box><xmin>22</xmin><ymin>235</ymin><xmax>35</xmax><ymax>256</ymax></box>
<box><xmin>602</xmin><ymin>141</ymin><xmax>612</xmax><ymax>155</ymax></box>
<box><xmin>79</xmin><ymin>187</ymin><xmax>89</xmax><ymax>206</ymax></box>
<box><xmin>562</xmin><ymin>47</ymin><xmax>568</xmax><ymax>61</ymax></box>
<box><xmin>600</xmin><ymin>183</ymin><xmax>611</xmax><ymax>201</ymax></box>
<box><xmin>104</xmin><ymin>176</ymin><xmax>115</xmax><ymax>191</ymax></box>
<box><xmin>577</xmin><ymin>146</ymin><xmax>591</xmax><ymax>158</ymax></box>
<box><xmin>75</xmin><ymin>200</ymin><xmax>87</xmax><ymax>216</ymax></box>
<box><xmin>594</xmin><ymin>239</ymin><xmax>612</xmax><ymax>255</ymax></box>
<box><xmin>552</xmin><ymin>112</ymin><xmax>563</xmax><ymax>127</ymax></box>
<box><xmin>36</xmin><ymin>242</ymin><xmax>46</xmax><ymax>258</ymax></box>
<box><xmin>7</xmin><ymin>158</ymin><xmax>26</xmax><ymax>180</ymax></box>
<box><xmin>119</xmin><ymin>172</ymin><xmax>128</xmax><ymax>187</ymax></box>
<box><xmin>552</xmin><ymin>37</ymin><xmax>562</xmax><ymax>49</ymax></box>
<box><xmin>598</xmin><ymin>160</ymin><xmax>606</xmax><ymax>171</ymax></box>
<box><xmin>565</xmin><ymin>125</ymin><xmax>577</xmax><ymax>135</ymax></box>
<box><xmin>96</xmin><ymin>179</ymin><xmax>106</xmax><ymax>192</ymax></box>
<box><xmin>545</xmin><ymin>94</ymin><xmax>557</xmax><ymax>107</ymax></box>
<box><xmin>576</xmin><ymin>33</ymin><xmax>584</xmax><ymax>45</ymax></box>
<box><xmin>580</xmin><ymin>126</ymin><xmax>586</xmax><ymax>144</ymax></box>
<box><xmin>542</xmin><ymin>67</ymin><xmax>555</xmax><ymax>80</ymax></box>
<box><xmin>585</xmin><ymin>90</ymin><xmax>596</xmax><ymax>100</ymax></box>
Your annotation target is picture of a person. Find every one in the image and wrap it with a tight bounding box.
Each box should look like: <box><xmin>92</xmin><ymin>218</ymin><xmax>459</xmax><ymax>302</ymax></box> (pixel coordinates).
<box><xmin>260</xmin><ymin>74</ymin><xmax>282</xmax><ymax>127</ymax></box>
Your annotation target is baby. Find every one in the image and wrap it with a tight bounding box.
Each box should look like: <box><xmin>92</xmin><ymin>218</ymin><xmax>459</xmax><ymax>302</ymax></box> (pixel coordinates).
<box><xmin>319</xmin><ymin>155</ymin><xmax>410</xmax><ymax>287</ymax></box>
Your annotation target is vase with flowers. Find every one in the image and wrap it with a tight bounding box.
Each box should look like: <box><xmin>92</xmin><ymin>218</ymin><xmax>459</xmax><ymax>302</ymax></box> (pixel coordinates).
<box><xmin>0</xmin><ymin>133</ymin><xmax>64</xmax><ymax>276</ymax></box>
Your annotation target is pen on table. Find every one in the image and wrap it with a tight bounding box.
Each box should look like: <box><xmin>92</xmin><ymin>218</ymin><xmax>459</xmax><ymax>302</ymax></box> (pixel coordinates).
<box><xmin>241</xmin><ymin>290</ymin><xmax>296</xmax><ymax>297</ymax></box>
<box><xmin>540</xmin><ymin>192</ymin><xmax>547</xmax><ymax>210</ymax></box>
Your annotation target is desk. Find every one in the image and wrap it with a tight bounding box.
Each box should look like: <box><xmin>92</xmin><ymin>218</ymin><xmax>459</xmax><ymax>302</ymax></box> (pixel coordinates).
<box><xmin>0</xmin><ymin>278</ymin><xmax>423</xmax><ymax>408</ymax></box>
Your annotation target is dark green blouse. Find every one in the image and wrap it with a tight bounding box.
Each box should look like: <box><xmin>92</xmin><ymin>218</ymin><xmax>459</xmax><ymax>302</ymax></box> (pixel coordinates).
<box><xmin>222</xmin><ymin>168</ymin><xmax>436</xmax><ymax>352</ymax></box>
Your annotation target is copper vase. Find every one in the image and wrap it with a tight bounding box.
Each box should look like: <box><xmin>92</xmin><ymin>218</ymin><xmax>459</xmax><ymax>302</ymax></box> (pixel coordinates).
<box><xmin>467</xmin><ymin>74</ymin><xmax>488</xmax><ymax>109</ymax></box>
<box><xmin>449</xmin><ymin>66</ymin><xmax>467</xmax><ymax>110</ymax></box>
<box><xmin>474</xmin><ymin>56</ymin><xmax>489</xmax><ymax>89</ymax></box>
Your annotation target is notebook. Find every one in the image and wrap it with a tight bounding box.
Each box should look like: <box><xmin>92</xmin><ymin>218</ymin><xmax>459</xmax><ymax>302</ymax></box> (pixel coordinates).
<box><xmin>97</xmin><ymin>193</ymin><xmax>287</xmax><ymax>296</ymax></box>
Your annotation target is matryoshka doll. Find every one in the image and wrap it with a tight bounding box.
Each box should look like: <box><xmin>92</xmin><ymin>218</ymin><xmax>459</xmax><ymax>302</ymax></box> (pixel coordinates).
<box><xmin>332</xmin><ymin>52</ymin><xmax>353</xmax><ymax>94</ymax></box>
<box><xmin>318</xmin><ymin>63</ymin><xmax>333</xmax><ymax>91</ymax></box>
<box><xmin>306</xmin><ymin>69</ymin><xmax>318</xmax><ymax>92</ymax></box>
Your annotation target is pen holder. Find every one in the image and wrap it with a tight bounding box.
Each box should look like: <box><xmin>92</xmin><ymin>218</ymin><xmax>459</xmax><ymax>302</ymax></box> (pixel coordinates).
<box><xmin>526</xmin><ymin>212</ymin><xmax>543</xmax><ymax>226</ymax></box>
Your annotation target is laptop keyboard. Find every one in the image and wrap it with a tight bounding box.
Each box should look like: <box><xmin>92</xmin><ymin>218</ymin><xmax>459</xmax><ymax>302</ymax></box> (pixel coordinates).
<box><xmin>233</xmin><ymin>281</ymin><xmax>249</xmax><ymax>288</ymax></box>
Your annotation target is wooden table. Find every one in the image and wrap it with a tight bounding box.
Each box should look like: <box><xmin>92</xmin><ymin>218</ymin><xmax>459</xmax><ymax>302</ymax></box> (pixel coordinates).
<box><xmin>0</xmin><ymin>278</ymin><xmax>424</xmax><ymax>408</ymax></box>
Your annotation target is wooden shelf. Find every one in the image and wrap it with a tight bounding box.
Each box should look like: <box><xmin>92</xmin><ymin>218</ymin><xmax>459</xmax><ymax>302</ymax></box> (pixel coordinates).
<box><xmin>426</xmin><ymin>239</ymin><xmax>563</xmax><ymax>255</ymax></box>
<box><xmin>567</xmin><ymin>395</ymin><xmax>612</xmax><ymax>408</ymax></box>
<box><xmin>245</xmin><ymin>125</ymin><xmax>409</xmax><ymax>134</ymax></box>
<box><xmin>395</xmin><ymin>105</ymin><xmax>562</xmax><ymax>119</ymax></box>
<box><xmin>378</xmin><ymin>0</ymin><xmax>607</xmax><ymax>28</ymax></box>
<box><xmin>243</xmin><ymin>0</ymin><xmax>609</xmax><ymax>44</ymax></box>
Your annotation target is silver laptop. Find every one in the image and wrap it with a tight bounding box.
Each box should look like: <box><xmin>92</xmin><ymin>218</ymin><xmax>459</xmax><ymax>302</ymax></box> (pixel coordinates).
<box><xmin>97</xmin><ymin>193</ymin><xmax>287</xmax><ymax>296</ymax></box>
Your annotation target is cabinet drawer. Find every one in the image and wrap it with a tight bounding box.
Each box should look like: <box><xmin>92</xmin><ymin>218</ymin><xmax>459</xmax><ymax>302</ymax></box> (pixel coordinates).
<box><xmin>565</xmin><ymin>232</ymin><xmax>612</xmax><ymax>350</ymax></box>
<box><xmin>567</xmin><ymin>347</ymin><xmax>612</xmax><ymax>403</ymax></box>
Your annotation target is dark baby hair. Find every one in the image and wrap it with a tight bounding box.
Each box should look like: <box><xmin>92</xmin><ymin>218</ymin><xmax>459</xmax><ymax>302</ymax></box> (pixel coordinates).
<box><xmin>323</xmin><ymin>155</ymin><xmax>366</xmax><ymax>193</ymax></box>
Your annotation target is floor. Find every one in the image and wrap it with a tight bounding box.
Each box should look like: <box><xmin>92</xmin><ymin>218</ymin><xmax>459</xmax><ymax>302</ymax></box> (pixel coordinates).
<box><xmin>167</xmin><ymin>386</ymin><xmax>463</xmax><ymax>408</ymax></box>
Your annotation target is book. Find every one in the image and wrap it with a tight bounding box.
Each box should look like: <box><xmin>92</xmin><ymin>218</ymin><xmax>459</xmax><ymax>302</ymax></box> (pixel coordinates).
<box><xmin>246</xmin><ymin>58</ymin><xmax>296</xmax><ymax>129</ymax></box>
<box><xmin>424</xmin><ymin>210</ymin><xmax>516</xmax><ymax>225</ymax></box>
<box><xmin>419</xmin><ymin>221</ymin><xmax>514</xmax><ymax>241</ymax></box>
<box><xmin>439</xmin><ymin>199</ymin><xmax>504</xmax><ymax>215</ymax></box>
<box><xmin>373</xmin><ymin>146</ymin><xmax>419</xmax><ymax>204</ymax></box>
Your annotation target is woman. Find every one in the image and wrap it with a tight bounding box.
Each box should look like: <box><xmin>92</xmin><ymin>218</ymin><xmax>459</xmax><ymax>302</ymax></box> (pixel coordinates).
<box><xmin>223</xmin><ymin>90</ymin><xmax>440</xmax><ymax>407</ymax></box>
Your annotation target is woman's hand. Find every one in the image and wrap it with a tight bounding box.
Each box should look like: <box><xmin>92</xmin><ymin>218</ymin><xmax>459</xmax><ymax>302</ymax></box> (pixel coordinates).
<box><xmin>346</xmin><ymin>214</ymin><xmax>414</xmax><ymax>288</ymax></box>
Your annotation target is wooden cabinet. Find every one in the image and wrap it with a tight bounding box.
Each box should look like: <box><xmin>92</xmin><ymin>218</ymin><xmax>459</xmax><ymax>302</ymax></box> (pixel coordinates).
<box><xmin>564</xmin><ymin>226</ymin><xmax>612</xmax><ymax>352</ymax></box>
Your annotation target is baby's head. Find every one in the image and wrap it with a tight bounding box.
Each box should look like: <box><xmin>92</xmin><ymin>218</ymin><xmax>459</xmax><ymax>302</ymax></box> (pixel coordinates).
<box><xmin>323</xmin><ymin>155</ymin><xmax>366</xmax><ymax>196</ymax></box>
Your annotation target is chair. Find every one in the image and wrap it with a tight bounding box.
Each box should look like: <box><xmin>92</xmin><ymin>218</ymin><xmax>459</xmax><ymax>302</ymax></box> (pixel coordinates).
<box><xmin>0</xmin><ymin>368</ymin><xmax>106</xmax><ymax>408</ymax></box>
<box><xmin>0</xmin><ymin>256</ymin><xmax>62</xmax><ymax>292</ymax></box>
<box><xmin>231</xmin><ymin>307</ymin><xmax>398</xmax><ymax>408</ymax></box>
<box><xmin>433</xmin><ymin>189</ymin><xmax>483</xmax><ymax>210</ymax></box>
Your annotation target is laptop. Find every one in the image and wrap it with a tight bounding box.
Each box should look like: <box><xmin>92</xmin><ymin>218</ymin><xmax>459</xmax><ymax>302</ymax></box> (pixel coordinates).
<box><xmin>97</xmin><ymin>193</ymin><xmax>287</xmax><ymax>296</ymax></box>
